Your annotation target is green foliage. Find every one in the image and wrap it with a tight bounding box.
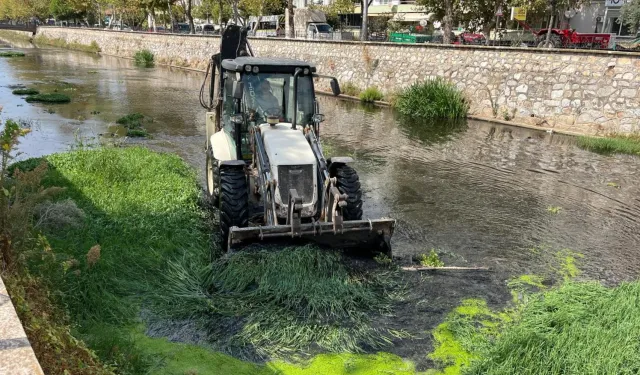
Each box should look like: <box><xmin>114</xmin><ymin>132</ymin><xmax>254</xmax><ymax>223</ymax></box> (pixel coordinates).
<box><xmin>467</xmin><ymin>281</ymin><xmax>640</xmax><ymax>375</ymax></box>
<box><xmin>159</xmin><ymin>246</ymin><xmax>407</xmax><ymax>357</ymax></box>
<box><xmin>341</xmin><ymin>81</ymin><xmax>361</xmax><ymax>97</ymax></box>
<box><xmin>620</xmin><ymin>0</ymin><xmax>640</xmax><ymax>34</ymax></box>
<box><xmin>25</xmin><ymin>93</ymin><xmax>71</xmax><ymax>103</ymax></box>
<box><xmin>12</xmin><ymin>88</ymin><xmax>39</xmax><ymax>95</ymax></box>
<box><xmin>374</xmin><ymin>253</ymin><xmax>393</xmax><ymax>267</ymax></box>
<box><xmin>0</xmin><ymin>50</ymin><xmax>25</xmax><ymax>57</ymax></box>
<box><xmin>133</xmin><ymin>49</ymin><xmax>154</xmax><ymax>67</ymax></box>
<box><xmin>116</xmin><ymin>113</ymin><xmax>150</xmax><ymax>137</ymax></box>
<box><xmin>418</xmin><ymin>249</ymin><xmax>444</xmax><ymax>267</ymax></box>
<box><xmin>395</xmin><ymin>79</ymin><xmax>468</xmax><ymax>120</ymax></box>
<box><xmin>359</xmin><ymin>86</ymin><xmax>384</xmax><ymax>103</ymax></box>
<box><xmin>577</xmin><ymin>134</ymin><xmax>640</xmax><ymax>156</ymax></box>
<box><xmin>546</xmin><ymin>206</ymin><xmax>562</xmax><ymax>214</ymax></box>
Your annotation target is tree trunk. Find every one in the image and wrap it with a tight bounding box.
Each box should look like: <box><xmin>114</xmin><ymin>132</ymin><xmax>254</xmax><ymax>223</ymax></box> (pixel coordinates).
<box><xmin>544</xmin><ymin>0</ymin><xmax>557</xmax><ymax>47</ymax></box>
<box><xmin>218</xmin><ymin>0</ymin><xmax>223</xmax><ymax>27</ymax></box>
<box><xmin>361</xmin><ymin>0</ymin><xmax>369</xmax><ymax>41</ymax></box>
<box><xmin>167</xmin><ymin>0</ymin><xmax>175</xmax><ymax>31</ymax></box>
<box><xmin>232</xmin><ymin>0</ymin><xmax>239</xmax><ymax>24</ymax></box>
<box><xmin>287</xmin><ymin>0</ymin><xmax>294</xmax><ymax>38</ymax></box>
<box><xmin>483</xmin><ymin>23</ymin><xmax>492</xmax><ymax>46</ymax></box>
<box><xmin>149</xmin><ymin>6</ymin><xmax>157</xmax><ymax>32</ymax></box>
<box><xmin>443</xmin><ymin>0</ymin><xmax>452</xmax><ymax>44</ymax></box>
<box><xmin>186</xmin><ymin>0</ymin><xmax>195</xmax><ymax>34</ymax></box>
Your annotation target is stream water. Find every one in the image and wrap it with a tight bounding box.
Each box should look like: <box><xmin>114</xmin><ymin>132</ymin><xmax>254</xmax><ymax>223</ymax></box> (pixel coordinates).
<box><xmin>2</xmin><ymin>42</ymin><xmax>640</xmax><ymax>367</ymax></box>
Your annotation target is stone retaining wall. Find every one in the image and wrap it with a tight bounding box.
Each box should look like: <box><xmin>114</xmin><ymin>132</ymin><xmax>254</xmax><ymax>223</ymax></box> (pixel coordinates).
<box><xmin>23</xmin><ymin>28</ymin><xmax>640</xmax><ymax>134</ymax></box>
<box><xmin>0</xmin><ymin>276</ymin><xmax>44</xmax><ymax>375</ymax></box>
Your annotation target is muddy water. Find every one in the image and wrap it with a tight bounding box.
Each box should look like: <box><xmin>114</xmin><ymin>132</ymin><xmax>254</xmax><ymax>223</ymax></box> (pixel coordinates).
<box><xmin>2</xmin><ymin>42</ymin><xmax>640</xmax><ymax>367</ymax></box>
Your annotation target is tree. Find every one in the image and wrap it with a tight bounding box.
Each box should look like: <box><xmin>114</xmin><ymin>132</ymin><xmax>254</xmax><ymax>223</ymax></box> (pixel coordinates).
<box><xmin>179</xmin><ymin>0</ymin><xmax>195</xmax><ymax>32</ymax></box>
<box><xmin>417</xmin><ymin>0</ymin><xmax>507</xmax><ymax>43</ymax></box>
<box><xmin>360</xmin><ymin>0</ymin><xmax>373</xmax><ymax>40</ymax></box>
<box><xmin>620</xmin><ymin>0</ymin><xmax>640</xmax><ymax>34</ymax></box>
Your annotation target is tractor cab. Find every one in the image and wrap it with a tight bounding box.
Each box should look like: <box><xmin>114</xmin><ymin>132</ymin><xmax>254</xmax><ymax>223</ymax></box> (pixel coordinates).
<box><xmin>217</xmin><ymin>57</ymin><xmax>325</xmax><ymax>160</ymax></box>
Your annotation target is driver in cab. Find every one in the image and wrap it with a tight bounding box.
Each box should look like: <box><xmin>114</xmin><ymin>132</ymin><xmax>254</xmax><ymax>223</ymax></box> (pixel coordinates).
<box><xmin>255</xmin><ymin>79</ymin><xmax>282</xmax><ymax>120</ymax></box>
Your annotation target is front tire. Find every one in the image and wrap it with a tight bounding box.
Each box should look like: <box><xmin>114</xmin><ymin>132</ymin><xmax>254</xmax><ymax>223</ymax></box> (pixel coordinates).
<box><xmin>219</xmin><ymin>166</ymin><xmax>249</xmax><ymax>251</ymax></box>
<box><xmin>332</xmin><ymin>164</ymin><xmax>363</xmax><ymax>220</ymax></box>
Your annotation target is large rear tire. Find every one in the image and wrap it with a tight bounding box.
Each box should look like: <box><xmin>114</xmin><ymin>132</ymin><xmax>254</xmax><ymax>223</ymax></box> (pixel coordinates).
<box><xmin>219</xmin><ymin>166</ymin><xmax>249</xmax><ymax>251</ymax></box>
<box><xmin>537</xmin><ymin>34</ymin><xmax>561</xmax><ymax>48</ymax></box>
<box><xmin>332</xmin><ymin>164</ymin><xmax>363</xmax><ymax>221</ymax></box>
<box><xmin>206</xmin><ymin>146</ymin><xmax>220</xmax><ymax>207</ymax></box>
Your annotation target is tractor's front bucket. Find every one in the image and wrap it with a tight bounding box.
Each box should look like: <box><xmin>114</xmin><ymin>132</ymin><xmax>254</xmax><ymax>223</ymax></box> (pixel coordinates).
<box><xmin>228</xmin><ymin>218</ymin><xmax>395</xmax><ymax>255</ymax></box>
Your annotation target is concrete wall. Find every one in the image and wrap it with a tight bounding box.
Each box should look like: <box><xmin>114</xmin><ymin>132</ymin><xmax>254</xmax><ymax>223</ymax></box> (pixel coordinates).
<box><xmin>27</xmin><ymin>27</ymin><xmax>640</xmax><ymax>134</ymax></box>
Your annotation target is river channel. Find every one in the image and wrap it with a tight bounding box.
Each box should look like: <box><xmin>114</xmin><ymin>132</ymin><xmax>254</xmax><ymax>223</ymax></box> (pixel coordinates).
<box><xmin>2</xmin><ymin>41</ymin><xmax>640</xmax><ymax>367</ymax></box>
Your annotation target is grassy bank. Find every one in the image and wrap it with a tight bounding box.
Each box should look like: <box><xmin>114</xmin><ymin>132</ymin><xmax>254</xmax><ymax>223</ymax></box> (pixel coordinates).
<box><xmin>577</xmin><ymin>133</ymin><xmax>640</xmax><ymax>156</ymax></box>
<box><xmin>4</xmin><ymin>145</ymin><xmax>417</xmax><ymax>374</ymax></box>
<box><xmin>428</xmin><ymin>274</ymin><xmax>640</xmax><ymax>375</ymax></box>
<box><xmin>33</xmin><ymin>34</ymin><xmax>101</xmax><ymax>53</ymax></box>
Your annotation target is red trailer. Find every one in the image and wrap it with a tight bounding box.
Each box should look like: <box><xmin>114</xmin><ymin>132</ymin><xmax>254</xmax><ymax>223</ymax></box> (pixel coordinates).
<box><xmin>516</xmin><ymin>20</ymin><xmax>611</xmax><ymax>49</ymax></box>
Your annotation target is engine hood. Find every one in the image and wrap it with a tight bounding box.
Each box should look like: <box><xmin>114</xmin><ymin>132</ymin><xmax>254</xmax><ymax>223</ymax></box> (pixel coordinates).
<box><xmin>259</xmin><ymin>123</ymin><xmax>316</xmax><ymax>167</ymax></box>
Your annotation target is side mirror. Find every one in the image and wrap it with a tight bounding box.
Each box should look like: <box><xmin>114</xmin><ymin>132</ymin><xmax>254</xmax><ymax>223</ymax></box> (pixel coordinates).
<box><xmin>313</xmin><ymin>114</ymin><xmax>325</xmax><ymax>123</ymax></box>
<box><xmin>330</xmin><ymin>79</ymin><xmax>341</xmax><ymax>96</ymax></box>
<box><xmin>233</xmin><ymin>81</ymin><xmax>244</xmax><ymax>99</ymax></box>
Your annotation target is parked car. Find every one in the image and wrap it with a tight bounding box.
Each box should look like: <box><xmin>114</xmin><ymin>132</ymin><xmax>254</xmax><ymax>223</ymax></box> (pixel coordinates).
<box><xmin>176</xmin><ymin>23</ymin><xmax>190</xmax><ymax>33</ymax></box>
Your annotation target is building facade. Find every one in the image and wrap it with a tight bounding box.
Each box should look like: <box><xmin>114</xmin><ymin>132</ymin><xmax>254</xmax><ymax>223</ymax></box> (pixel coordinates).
<box><xmin>569</xmin><ymin>0</ymin><xmax>635</xmax><ymax>38</ymax></box>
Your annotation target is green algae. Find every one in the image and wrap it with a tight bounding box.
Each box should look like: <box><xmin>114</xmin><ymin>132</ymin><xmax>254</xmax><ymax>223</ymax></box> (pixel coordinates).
<box><xmin>134</xmin><ymin>330</ymin><xmax>426</xmax><ymax>375</ymax></box>
<box><xmin>270</xmin><ymin>352</ymin><xmax>426</xmax><ymax>375</ymax></box>
<box><xmin>428</xmin><ymin>299</ymin><xmax>510</xmax><ymax>375</ymax></box>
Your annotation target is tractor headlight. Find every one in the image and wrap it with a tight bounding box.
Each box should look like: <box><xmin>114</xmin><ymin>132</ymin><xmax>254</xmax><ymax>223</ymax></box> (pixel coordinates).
<box><xmin>252</xmin><ymin>66</ymin><xmax>259</xmax><ymax>74</ymax></box>
<box><xmin>244</xmin><ymin>65</ymin><xmax>252</xmax><ymax>72</ymax></box>
<box><xmin>303</xmin><ymin>68</ymin><xmax>310</xmax><ymax>75</ymax></box>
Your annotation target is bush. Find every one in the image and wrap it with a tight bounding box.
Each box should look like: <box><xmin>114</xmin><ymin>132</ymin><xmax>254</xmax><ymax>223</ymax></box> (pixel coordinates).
<box><xmin>0</xmin><ymin>51</ymin><xmax>25</xmax><ymax>57</ymax></box>
<box><xmin>12</xmin><ymin>88</ymin><xmax>40</xmax><ymax>95</ymax></box>
<box><xmin>341</xmin><ymin>81</ymin><xmax>361</xmax><ymax>97</ymax></box>
<box><xmin>577</xmin><ymin>134</ymin><xmax>640</xmax><ymax>156</ymax></box>
<box><xmin>25</xmin><ymin>93</ymin><xmax>71</xmax><ymax>103</ymax></box>
<box><xmin>359</xmin><ymin>86</ymin><xmax>384</xmax><ymax>103</ymax></box>
<box><xmin>395</xmin><ymin>78</ymin><xmax>468</xmax><ymax>120</ymax></box>
<box><xmin>134</xmin><ymin>49</ymin><xmax>154</xmax><ymax>67</ymax></box>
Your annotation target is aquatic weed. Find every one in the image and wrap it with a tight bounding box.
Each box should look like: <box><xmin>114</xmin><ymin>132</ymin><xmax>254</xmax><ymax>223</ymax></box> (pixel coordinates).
<box><xmin>395</xmin><ymin>78</ymin><xmax>468</xmax><ymax>120</ymax></box>
<box><xmin>134</xmin><ymin>49</ymin><xmax>155</xmax><ymax>67</ymax></box>
<box><xmin>359</xmin><ymin>86</ymin><xmax>384</xmax><ymax>103</ymax></box>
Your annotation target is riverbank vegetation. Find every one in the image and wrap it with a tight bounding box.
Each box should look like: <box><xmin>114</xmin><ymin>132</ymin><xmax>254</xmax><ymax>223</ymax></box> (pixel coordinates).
<box><xmin>134</xmin><ymin>49</ymin><xmax>155</xmax><ymax>67</ymax></box>
<box><xmin>33</xmin><ymin>35</ymin><xmax>101</xmax><ymax>53</ymax></box>
<box><xmin>159</xmin><ymin>245</ymin><xmax>406</xmax><ymax>358</ymax></box>
<box><xmin>25</xmin><ymin>93</ymin><xmax>71</xmax><ymax>103</ymax></box>
<box><xmin>577</xmin><ymin>133</ymin><xmax>640</xmax><ymax>156</ymax></box>
<box><xmin>395</xmin><ymin>79</ymin><xmax>468</xmax><ymax>120</ymax></box>
<box><xmin>0</xmin><ymin>50</ymin><xmax>25</xmax><ymax>57</ymax></box>
<box><xmin>12</xmin><ymin>88</ymin><xmax>40</xmax><ymax>95</ymax></box>
<box><xmin>359</xmin><ymin>86</ymin><xmax>384</xmax><ymax>103</ymax></box>
<box><xmin>116</xmin><ymin>113</ymin><xmax>150</xmax><ymax>137</ymax></box>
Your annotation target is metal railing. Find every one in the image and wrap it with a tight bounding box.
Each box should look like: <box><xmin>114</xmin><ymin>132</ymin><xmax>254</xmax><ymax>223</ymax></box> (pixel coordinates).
<box><xmin>0</xmin><ymin>22</ymin><xmax>37</xmax><ymax>34</ymax></box>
